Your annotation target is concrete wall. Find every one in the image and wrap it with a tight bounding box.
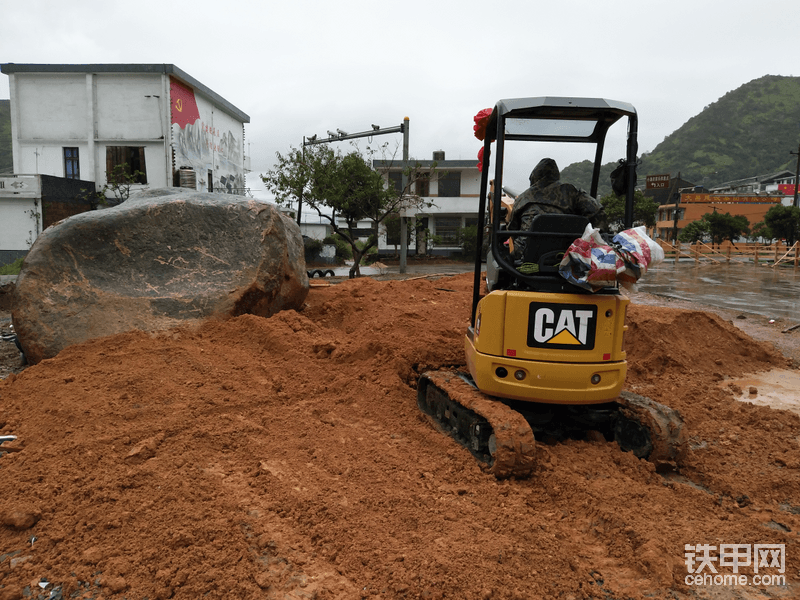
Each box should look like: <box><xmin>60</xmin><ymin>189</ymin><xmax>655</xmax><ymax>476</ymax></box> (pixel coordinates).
<box><xmin>0</xmin><ymin>175</ymin><xmax>42</xmax><ymax>260</ymax></box>
<box><xmin>299</xmin><ymin>223</ymin><xmax>330</xmax><ymax>241</ymax></box>
<box><xmin>9</xmin><ymin>72</ymin><xmax>169</xmax><ymax>191</ymax></box>
<box><xmin>0</xmin><ymin>196</ymin><xmax>38</xmax><ymax>259</ymax></box>
<box><xmin>171</xmin><ymin>84</ymin><xmax>246</xmax><ymax>193</ymax></box>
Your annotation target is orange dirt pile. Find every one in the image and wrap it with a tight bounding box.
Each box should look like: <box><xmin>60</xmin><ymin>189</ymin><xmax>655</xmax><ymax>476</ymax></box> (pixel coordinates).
<box><xmin>1</xmin><ymin>273</ymin><xmax>799</xmax><ymax>599</ymax></box>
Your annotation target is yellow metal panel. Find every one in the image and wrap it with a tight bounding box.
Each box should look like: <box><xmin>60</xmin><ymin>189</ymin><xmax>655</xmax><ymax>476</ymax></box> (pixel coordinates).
<box><xmin>467</xmin><ymin>334</ymin><xmax>626</xmax><ymax>403</ymax></box>
<box><xmin>464</xmin><ymin>288</ymin><xmax>630</xmax><ymax>405</ymax></box>
<box><xmin>471</xmin><ymin>291</ymin><xmax>507</xmax><ymax>357</ymax></box>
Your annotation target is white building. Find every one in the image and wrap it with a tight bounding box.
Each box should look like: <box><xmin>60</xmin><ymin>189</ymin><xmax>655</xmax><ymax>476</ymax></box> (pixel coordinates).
<box><xmin>1</xmin><ymin>63</ymin><xmax>250</xmax><ymax>196</ymax></box>
<box><xmin>372</xmin><ymin>151</ymin><xmax>481</xmax><ymax>256</ymax></box>
<box><xmin>709</xmin><ymin>169</ymin><xmax>796</xmax><ymax>199</ymax></box>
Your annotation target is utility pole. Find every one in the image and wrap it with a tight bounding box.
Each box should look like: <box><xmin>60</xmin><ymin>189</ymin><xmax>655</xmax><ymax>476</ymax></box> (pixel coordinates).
<box><xmin>791</xmin><ymin>141</ymin><xmax>800</xmax><ymax>208</ymax></box>
<box><xmin>670</xmin><ymin>172</ymin><xmax>681</xmax><ymax>243</ymax></box>
<box><xmin>297</xmin><ymin>137</ymin><xmax>306</xmax><ymax>226</ymax></box>
<box><xmin>399</xmin><ymin>117</ymin><xmax>409</xmax><ymax>273</ymax></box>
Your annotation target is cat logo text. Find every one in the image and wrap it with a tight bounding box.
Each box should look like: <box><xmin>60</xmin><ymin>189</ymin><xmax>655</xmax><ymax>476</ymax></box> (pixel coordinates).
<box><xmin>527</xmin><ymin>303</ymin><xmax>597</xmax><ymax>350</ymax></box>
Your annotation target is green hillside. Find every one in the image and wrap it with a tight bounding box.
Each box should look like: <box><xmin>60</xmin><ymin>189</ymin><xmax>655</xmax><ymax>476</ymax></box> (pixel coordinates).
<box><xmin>0</xmin><ymin>100</ymin><xmax>11</xmax><ymax>174</ymax></box>
<box><xmin>562</xmin><ymin>75</ymin><xmax>800</xmax><ymax>197</ymax></box>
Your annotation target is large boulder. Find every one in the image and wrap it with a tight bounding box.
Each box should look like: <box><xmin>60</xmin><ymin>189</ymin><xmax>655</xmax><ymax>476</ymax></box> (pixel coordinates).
<box><xmin>13</xmin><ymin>189</ymin><xmax>309</xmax><ymax>364</ymax></box>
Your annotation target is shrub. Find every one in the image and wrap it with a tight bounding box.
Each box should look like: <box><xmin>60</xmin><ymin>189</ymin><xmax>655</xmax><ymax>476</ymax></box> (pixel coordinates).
<box><xmin>0</xmin><ymin>257</ymin><xmax>24</xmax><ymax>275</ymax></box>
<box><xmin>324</xmin><ymin>235</ymin><xmax>353</xmax><ymax>261</ymax></box>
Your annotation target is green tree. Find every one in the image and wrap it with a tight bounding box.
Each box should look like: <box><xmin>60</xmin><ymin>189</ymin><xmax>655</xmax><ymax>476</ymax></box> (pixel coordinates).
<box><xmin>262</xmin><ymin>145</ymin><xmax>432</xmax><ymax>278</ymax></box>
<box><xmin>763</xmin><ymin>204</ymin><xmax>800</xmax><ymax>245</ymax></box>
<box><xmin>677</xmin><ymin>211</ymin><xmax>750</xmax><ymax>245</ymax></box>
<box><xmin>599</xmin><ymin>190</ymin><xmax>659</xmax><ymax>232</ymax></box>
<box><xmin>749</xmin><ymin>221</ymin><xmax>774</xmax><ymax>243</ymax></box>
<box><xmin>677</xmin><ymin>220</ymin><xmax>709</xmax><ymax>243</ymax></box>
<box><xmin>703</xmin><ymin>211</ymin><xmax>750</xmax><ymax>245</ymax></box>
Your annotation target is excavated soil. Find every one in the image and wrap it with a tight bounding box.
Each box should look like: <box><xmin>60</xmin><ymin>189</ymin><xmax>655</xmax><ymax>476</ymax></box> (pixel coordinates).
<box><xmin>1</xmin><ymin>273</ymin><xmax>799</xmax><ymax>600</ymax></box>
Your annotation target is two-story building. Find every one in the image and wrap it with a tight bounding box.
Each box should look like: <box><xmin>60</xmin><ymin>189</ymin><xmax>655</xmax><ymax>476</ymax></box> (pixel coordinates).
<box><xmin>1</xmin><ymin>63</ymin><xmax>250</xmax><ymax>196</ymax></box>
<box><xmin>1</xmin><ymin>63</ymin><xmax>250</xmax><ymax>262</ymax></box>
<box><xmin>372</xmin><ymin>151</ymin><xmax>481</xmax><ymax>256</ymax></box>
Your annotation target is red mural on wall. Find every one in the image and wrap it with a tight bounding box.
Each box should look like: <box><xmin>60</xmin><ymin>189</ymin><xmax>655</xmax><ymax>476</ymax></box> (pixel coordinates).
<box><xmin>170</xmin><ymin>77</ymin><xmax>201</xmax><ymax>129</ymax></box>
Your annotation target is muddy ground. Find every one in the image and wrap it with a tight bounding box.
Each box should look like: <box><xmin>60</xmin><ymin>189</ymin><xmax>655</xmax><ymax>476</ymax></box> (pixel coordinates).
<box><xmin>1</xmin><ymin>273</ymin><xmax>799</xmax><ymax>600</ymax></box>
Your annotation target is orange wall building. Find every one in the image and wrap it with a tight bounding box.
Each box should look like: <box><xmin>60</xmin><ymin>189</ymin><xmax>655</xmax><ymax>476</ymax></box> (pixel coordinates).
<box><xmin>654</xmin><ymin>193</ymin><xmax>788</xmax><ymax>240</ymax></box>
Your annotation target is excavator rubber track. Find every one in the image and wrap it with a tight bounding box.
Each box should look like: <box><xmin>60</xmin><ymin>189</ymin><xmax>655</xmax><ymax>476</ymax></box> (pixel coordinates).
<box><xmin>417</xmin><ymin>370</ymin><xmax>536</xmax><ymax>479</ymax></box>
<box><xmin>614</xmin><ymin>390</ymin><xmax>688</xmax><ymax>471</ymax></box>
<box><xmin>418</xmin><ymin>371</ymin><xmax>687</xmax><ymax>478</ymax></box>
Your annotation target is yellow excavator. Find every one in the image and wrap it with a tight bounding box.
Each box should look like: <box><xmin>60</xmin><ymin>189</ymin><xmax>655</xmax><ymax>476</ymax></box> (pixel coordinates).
<box><xmin>418</xmin><ymin>97</ymin><xmax>686</xmax><ymax>478</ymax></box>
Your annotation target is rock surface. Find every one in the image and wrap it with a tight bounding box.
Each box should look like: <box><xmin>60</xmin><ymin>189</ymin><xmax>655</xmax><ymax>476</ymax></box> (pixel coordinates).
<box><xmin>12</xmin><ymin>188</ymin><xmax>308</xmax><ymax>363</ymax></box>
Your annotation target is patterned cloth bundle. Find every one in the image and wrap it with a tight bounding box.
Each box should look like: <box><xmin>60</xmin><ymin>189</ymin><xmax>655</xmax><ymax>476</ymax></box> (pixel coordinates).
<box><xmin>558</xmin><ymin>225</ymin><xmax>664</xmax><ymax>292</ymax></box>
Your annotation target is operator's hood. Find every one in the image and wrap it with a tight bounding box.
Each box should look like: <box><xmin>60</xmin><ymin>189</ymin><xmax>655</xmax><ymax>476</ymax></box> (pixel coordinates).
<box><xmin>529</xmin><ymin>158</ymin><xmax>560</xmax><ymax>187</ymax></box>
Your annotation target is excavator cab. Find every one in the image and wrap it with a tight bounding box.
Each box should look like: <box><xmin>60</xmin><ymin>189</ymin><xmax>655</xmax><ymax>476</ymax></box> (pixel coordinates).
<box><xmin>418</xmin><ymin>98</ymin><xmax>685</xmax><ymax>478</ymax></box>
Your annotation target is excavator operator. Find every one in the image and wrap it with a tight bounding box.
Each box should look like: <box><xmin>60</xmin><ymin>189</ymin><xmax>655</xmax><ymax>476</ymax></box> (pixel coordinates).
<box><xmin>508</xmin><ymin>157</ymin><xmax>608</xmax><ymax>260</ymax></box>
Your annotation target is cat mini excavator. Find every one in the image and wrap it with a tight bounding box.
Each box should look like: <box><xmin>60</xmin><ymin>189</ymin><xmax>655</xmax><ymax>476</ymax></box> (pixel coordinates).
<box><xmin>417</xmin><ymin>97</ymin><xmax>686</xmax><ymax>478</ymax></box>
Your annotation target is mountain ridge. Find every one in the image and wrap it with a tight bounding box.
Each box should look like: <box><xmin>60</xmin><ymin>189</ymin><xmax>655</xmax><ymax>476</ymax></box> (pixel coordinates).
<box><xmin>562</xmin><ymin>74</ymin><xmax>800</xmax><ymax>197</ymax></box>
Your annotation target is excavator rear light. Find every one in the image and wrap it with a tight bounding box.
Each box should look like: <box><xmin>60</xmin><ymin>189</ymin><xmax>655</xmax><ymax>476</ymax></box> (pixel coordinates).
<box><xmin>591</xmin><ymin>374</ymin><xmax>602</xmax><ymax>385</ymax></box>
<box><xmin>495</xmin><ymin>367</ymin><xmax>508</xmax><ymax>378</ymax></box>
<box><xmin>514</xmin><ymin>370</ymin><xmax>526</xmax><ymax>381</ymax></box>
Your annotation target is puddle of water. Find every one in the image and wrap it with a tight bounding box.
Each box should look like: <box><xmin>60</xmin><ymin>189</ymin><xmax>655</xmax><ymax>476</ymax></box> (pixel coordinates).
<box><xmin>724</xmin><ymin>369</ymin><xmax>800</xmax><ymax>417</ymax></box>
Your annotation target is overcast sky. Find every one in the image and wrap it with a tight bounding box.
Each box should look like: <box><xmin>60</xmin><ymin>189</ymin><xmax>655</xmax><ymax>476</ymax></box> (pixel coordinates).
<box><xmin>3</xmin><ymin>0</ymin><xmax>798</xmax><ymax>199</ymax></box>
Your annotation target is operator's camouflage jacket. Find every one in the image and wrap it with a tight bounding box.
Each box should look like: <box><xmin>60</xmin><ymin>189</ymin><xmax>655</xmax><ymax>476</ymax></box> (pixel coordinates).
<box><xmin>508</xmin><ymin>158</ymin><xmax>608</xmax><ymax>259</ymax></box>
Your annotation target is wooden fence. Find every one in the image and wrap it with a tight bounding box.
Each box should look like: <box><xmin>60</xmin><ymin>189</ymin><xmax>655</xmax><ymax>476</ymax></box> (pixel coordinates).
<box><xmin>656</xmin><ymin>240</ymin><xmax>800</xmax><ymax>268</ymax></box>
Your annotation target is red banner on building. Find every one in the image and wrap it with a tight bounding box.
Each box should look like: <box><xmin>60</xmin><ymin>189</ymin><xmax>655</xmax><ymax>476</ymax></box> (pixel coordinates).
<box><xmin>778</xmin><ymin>184</ymin><xmax>797</xmax><ymax>195</ymax></box>
<box><xmin>170</xmin><ymin>77</ymin><xmax>201</xmax><ymax>129</ymax></box>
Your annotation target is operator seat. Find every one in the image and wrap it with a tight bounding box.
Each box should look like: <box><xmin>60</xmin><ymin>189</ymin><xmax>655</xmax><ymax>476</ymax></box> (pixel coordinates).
<box><xmin>519</xmin><ymin>214</ymin><xmax>589</xmax><ymax>274</ymax></box>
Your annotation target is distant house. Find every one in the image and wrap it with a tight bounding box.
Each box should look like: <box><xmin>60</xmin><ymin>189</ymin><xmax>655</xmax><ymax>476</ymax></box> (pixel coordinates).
<box><xmin>372</xmin><ymin>151</ymin><xmax>480</xmax><ymax>256</ymax></box>
<box><xmin>647</xmin><ymin>170</ymin><xmax>798</xmax><ymax>241</ymax></box>
<box><xmin>709</xmin><ymin>170</ymin><xmax>796</xmax><ymax>196</ymax></box>
<box><xmin>1</xmin><ymin>63</ymin><xmax>250</xmax><ymax>196</ymax></box>
<box><xmin>654</xmin><ymin>192</ymin><xmax>785</xmax><ymax>241</ymax></box>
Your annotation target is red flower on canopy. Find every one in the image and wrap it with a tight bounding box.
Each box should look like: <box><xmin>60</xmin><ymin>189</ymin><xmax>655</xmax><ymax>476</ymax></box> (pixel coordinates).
<box><xmin>473</xmin><ymin>108</ymin><xmax>492</xmax><ymax>141</ymax></box>
<box><xmin>477</xmin><ymin>146</ymin><xmax>484</xmax><ymax>172</ymax></box>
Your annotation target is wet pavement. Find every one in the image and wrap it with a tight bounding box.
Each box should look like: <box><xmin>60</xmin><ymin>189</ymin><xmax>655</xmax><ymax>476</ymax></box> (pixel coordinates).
<box><xmin>635</xmin><ymin>261</ymin><xmax>800</xmax><ymax>321</ymax></box>
<box><xmin>322</xmin><ymin>259</ymin><xmax>800</xmax><ymax>322</ymax></box>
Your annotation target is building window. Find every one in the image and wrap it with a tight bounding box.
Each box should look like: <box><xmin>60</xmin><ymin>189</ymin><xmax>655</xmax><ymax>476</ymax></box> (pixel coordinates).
<box><xmin>106</xmin><ymin>147</ymin><xmax>147</xmax><ymax>184</ymax></box>
<box><xmin>434</xmin><ymin>217</ymin><xmax>462</xmax><ymax>246</ymax></box>
<box><xmin>64</xmin><ymin>148</ymin><xmax>80</xmax><ymax>180</ymax></box>
<box><xmin>388</xmin><ymin>172</ymin><xmax>403</xmax><ymax>193</ymax></box>
<box><xmin>415</xmin><ymin>174</ymin><xmax>430</xmax><ymax>197</ymax></box>
<box><xmin>438</xmin><ymin>171</ymin><xmax>461</xmax><ymax>197</ymax></box>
